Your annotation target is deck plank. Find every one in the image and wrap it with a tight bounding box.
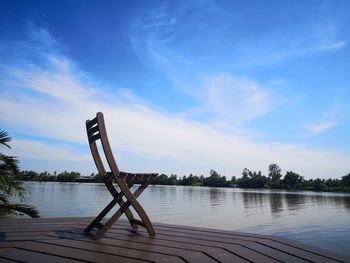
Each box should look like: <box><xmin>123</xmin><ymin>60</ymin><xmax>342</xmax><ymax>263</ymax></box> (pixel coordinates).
<box><xmin>50</xmin><ymin>229</ymin><xmax>277</xmax><ymax>263</ymax></box>
<box><xmin>0</xmin><ymin>217</ymin><xmax>349</xmax><ymax>263</ymax></box>
<box><xmin>0</xmin><ymin>247</ymin><xmax>86</xmax><ymax>263</ymax></box>
<box><xmin>14</xmin><ymin>241</ymin><xmax>151</xmax><ymax>263</ymax></box>
<box><xmin>103</xmin><ymin>230</ymin><xmax>279</xmax><ymax>263</ymax></box>
<box><xmin>47</xmin><ymin>228</ymin><xmax>250</xmax><ymax>263</ymax></box>
<box><xmin>0</xmin><ymin>257</ymin><xmax>18</xmax><ymax>263</ymax></box>
<box><xmin>38</xmin><ymin>239</ymin><xmax>186</xmax><ymax>263</ymax></box>
<box><xmin>257</xmin><ymin>239</ymin><xmax>343</xmax><ymax>263</ymax></box>
<box><xmin>268</xmin><ymin>236</ymin><xmax>350</xmax><ymax>263</ymax></box>
<box><xmin>98</xmin><ymin>234</ymin><xmax>250</xmax><ymax>263</ymax></box>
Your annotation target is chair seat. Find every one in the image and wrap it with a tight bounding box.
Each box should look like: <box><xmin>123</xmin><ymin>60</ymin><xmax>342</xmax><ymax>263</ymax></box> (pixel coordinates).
<box><xmin>120</xmin><ymin>171</ymin><xmax>158</xmax><ymax>180</ymax></box>
<box><xmin>104</xmin><ymin>172</ymin><xmax>157</xmax><ymax>184</ymax></box>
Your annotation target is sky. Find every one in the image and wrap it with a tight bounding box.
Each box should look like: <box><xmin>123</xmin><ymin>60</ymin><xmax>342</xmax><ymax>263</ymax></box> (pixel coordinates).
<box><xmin>0</xmin><ymin>0</ymin><xmax>349</xmax><ymax>179</ymax></box>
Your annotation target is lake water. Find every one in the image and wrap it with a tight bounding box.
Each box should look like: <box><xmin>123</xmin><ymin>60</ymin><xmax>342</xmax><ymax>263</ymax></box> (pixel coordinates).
<box><xmin>15</xmin><ymin>182</ymin><xmax>350</xmax><ymax>256</ymax></box>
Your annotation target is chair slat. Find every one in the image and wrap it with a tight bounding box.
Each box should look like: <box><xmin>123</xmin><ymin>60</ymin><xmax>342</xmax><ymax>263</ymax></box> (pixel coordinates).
<box><xmin>86</xmin><ymin>117</ymin><xmax>98</xmax><ymax>129</ymax></box>
<box><xmin>87</xmin><ymin>125</ymin><xmax>99</xmax><ymax>136</ymax></box>
<box><xmin>88</xmin><ymin>133</ymin><xmax>101</xmax><ymax>143</ymax></box>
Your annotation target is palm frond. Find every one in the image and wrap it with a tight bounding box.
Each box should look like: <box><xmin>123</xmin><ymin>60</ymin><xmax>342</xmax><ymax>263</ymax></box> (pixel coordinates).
<box><xmin>0</xmin><ymin>203</ymin><xmax>39</xmax><ymax>218</ymax></box>
<box><xmin>0</xmin><ymin>175</ymin><xmax>26</xmax><ymax>199</ymax></box>
<box><xmin>0</xmin><ymin>193</ymin><xmax>8</xmax><ymax>203</ymax></box>
<box><xmin>0</xmin><ymin>129</ymin><xmax>39</xmax><ymax>218</ymax></box>
<box><xmin>0</xmin><ymin>130</ymin><xmax>11</xmax><ymax>148</ymax></box>
<box><xmin>0</xmin><ymin>153</ymin><xmax>19</xmax><ymax>174</ymax></box>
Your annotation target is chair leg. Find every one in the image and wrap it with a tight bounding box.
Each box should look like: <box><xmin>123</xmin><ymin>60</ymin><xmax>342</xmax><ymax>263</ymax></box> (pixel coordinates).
<box><xmin>88</xmin><ymin>177</ymin><xmax>156</xmax><ymax>239</ymax></box>
<box><xmin>85</xmin><ymin>197</ymin><xmax>118</xmax><ymax>233</ymax></box>
<box><xmin>95</xmin><ymin>200</ymin><xmax>133</xmax><ymax>239</ymax></box>
<box><xmin>130</xmin><ymin>198</ymin><xmax>155</xmax><ymax>236</ymax></box>
<box><xmin>85</xmin><ymin>191</ymin><xmax>137</xmax><ymax>234</ymax></box>
<box><xmin>124</xmin><ymin>181</ymin><xmax>156</xmax><ymax>236</ymax></box>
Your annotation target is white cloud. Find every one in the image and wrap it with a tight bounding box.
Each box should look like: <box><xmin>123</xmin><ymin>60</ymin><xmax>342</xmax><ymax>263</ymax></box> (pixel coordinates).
<box><xmin>316</xmin><ymin>25</ymin><xmax>347</xmax><ymax>52</ymax></box>
<box><xmin>5</xmin><ymin>139</ymin><xmax>90</xmax><ymax>162</ymax></box>
<box><xmin>304</xmin><ymin>120</ymin><xmax>337</xmax><ymax>136</ymax></box>
<box><xmin>1</xmin><ymin>54</ymin><xmax>349</xmax><ymax>179</ymax></box>
<box><xmin>0</xmin><ymin>28</ymin><xmax>349</xmax><ymax>179</ymax></box>
<box><xmin>318</xmin><ymin>41</ymin><xmax>347</xmax><ymax>52</ymax></box>
<box><xmin>200</xmin><ymin>74</ymin><xmax>273</xmax><ymax>125</ymax></box>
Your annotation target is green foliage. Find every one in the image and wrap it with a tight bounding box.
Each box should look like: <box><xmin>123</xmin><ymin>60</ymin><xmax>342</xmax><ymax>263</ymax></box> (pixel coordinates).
<box><xmin>18</xmin><ymin>170</ymin><xmax>39</xmax><ymax>180</ymax></box>
<box><xmin>202</xmin><ymin>170</ymin><xmax>229</xmax><ymax>187</ymax></box>
<box><xmin>154</xmin><ymin>174</ymin><xmax>179</xmax><ymax>185</ymax></box>
<box><xmin>11</xmin><ymin>161</ymin><xmax>350</xmax><ymax>193</ymax></box>
<box><xmin>282</xmin><ymin>171</ymin><xmax>304</xmax><ymax>190</ymax></box>
<box><xmin>0</xmin><ymin>130</ymin><xmax>39</xmax><ymax>218</ymax></box>
<box><xmin>236</xmin><ymin>168</ymin><xmax>251</xmax><ymax>188</ymax></box>
<box><xmin>0</xmin><ymin>195</ymin><xmax>39</xmax><ymax>218</ymax></box>
<box><xmin>230</xmin><ymin>176</ymin><xmax>236</xmax><ymax>186</ymax></box>
<box><xmin>342</xmin><ymin>173</ymin><xmax>350</xmax><ymax>187</ymax></box>
<box><xmin>0</xmin><ymin>174</ymin><xmax>26</xmax><ymax>199</ymax></box>
<box><xmin>312</xmin><ymin>178</ymin><xmax>328</xmax><ymax>192</ymax></box>
<box><xmin>56</xmin><ymin>171</ymin><xmax>80</xmax><ymax>182</ymax></box>
<box><xmin>268</xmin><ymin>164</ymin><xmax>282</xmax><ymax>188</ymax></box>
<box><xmin>168</xmin><ymin>174</ymin><xmax>179</xmax><ymax>185</ymax></box>
<box><xmin>236</xmin><ymin>168</ymin><xmax>268</xmax><ymax>188</ymax></box>
<box><xmin>0</xmin><ymin>130</ymin><xmax>11</xmax><ymax>148</ymax></box>
<box><xmin>180</xmin><ymin>174</ymin><xmax>203</xmax><ymax>186</ymax></box>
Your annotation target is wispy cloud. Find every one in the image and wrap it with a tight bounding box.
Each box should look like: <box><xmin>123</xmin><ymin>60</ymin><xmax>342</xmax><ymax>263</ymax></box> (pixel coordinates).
<box><xmin>304</xmin><ymin>120</ymin><xmax>337</xmax><ymax>136</ymax></box>
<box><xmin>5</xmin><ymin>139</ymin><xmax>90</xmax><ymax>162</ymax></box>
<box><xmin>318</xmin><ymin>41</ymin><xmax>347</xmax><ymax>52</ymax></box>
<box><xmin>130</xmin><ymin>6</ymin><xmax>275</xmax><ymax>127</ymax></box>
<box><xmin>316</xmin><ymin>24</ymin><xmax>347</xmax><ymax>52</ymax></box>
<box><xmin>199</xmin><ymin>74</ymin><xmax>273</xmax><ymax>125</ymax></box>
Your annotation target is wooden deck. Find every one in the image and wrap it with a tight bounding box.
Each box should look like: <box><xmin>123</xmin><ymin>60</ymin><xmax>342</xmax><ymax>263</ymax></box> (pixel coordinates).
<box><xmin>0</xmin><ymin>217</ymin><xmax>349</xmax><ymax>263</ymax></box>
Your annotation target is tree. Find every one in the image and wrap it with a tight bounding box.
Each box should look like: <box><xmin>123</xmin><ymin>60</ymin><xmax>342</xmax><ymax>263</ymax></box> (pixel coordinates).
<box><xmin>249</xmin><ymin>171</ymin><xmax>268</xmax><ymax>188</ymax></box>
<box><xmin>268</xmin><ymin>164</ymin><xmax>282</xmax><ymax>189</ymax></box>
<box><xmin>168</xmin><ymin>174</ymin><xmax>179</xmax><ymax>185</ymax></box>
<box><xmin>0</xmin><ymin>130</ymin><xmax>39</xmax><ymax>217</ymax></box>
<box><xmin>312</xmin><ymin>178</ymin><xmax>327</xmax><ymax>192</ymax></box>
<box><xmin>342</xmin><ymin>173</ymin><xmax>350</xmax><ymax>187</ymax></box>
<box><xmin>236</xmin><ymin>168</ymin><xmax>251</xmax><ymax>188</ymax></box>
<box><xmin>180</xmin><ymin>174</ymin><xmax>203</xmax><ymax>186</ymax></box>
<box><xmin>282</xmin><ymin>171</ymin><xmax>304</xmax><ymax>190</ymax></box>
<box><xmin>56</xmin><ymin>171</ymin><xmax>80</xmax><ymax>182</ymax></box>
<box><xmin>230</xmin><ymin>176</ymin><xmax>236</xmax><ymax>186</ymax></box>
<box><xmin>154</xmin><ymin>174</ymin><xmax>171</xmax><ymax>185</ymax></box>
<box><xmin>203</xmin><ymin>170</ymin><xmax>228</xmax><ymax>187</ymax></box>
<box><xmin>18</xmin><ymin>170</ymin><xmax>39</xmax><ymax>180</ymax></box>
<box><xmin>236</xmin><ymin>168</ymin><xmax>268</xmax><ymax>188</ymax></box>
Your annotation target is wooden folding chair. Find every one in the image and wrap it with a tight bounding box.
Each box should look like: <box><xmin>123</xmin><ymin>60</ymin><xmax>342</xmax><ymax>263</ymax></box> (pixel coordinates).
<box><xmin>84</xmin><ymin>112</ymin><xmax>158</xmax><ymax>239</ymax></box>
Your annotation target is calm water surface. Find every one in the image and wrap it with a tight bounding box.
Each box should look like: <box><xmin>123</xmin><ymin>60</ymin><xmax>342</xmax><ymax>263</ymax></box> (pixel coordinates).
<box><xmin>16</xmin><ymin>182</ymin><xmax>350</xmax><ymax>256</ymax></box>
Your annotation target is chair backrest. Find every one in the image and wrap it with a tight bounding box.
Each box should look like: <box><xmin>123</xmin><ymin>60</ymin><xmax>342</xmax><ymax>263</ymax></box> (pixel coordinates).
<box><xmin>86</xmin><ymin>112</ymin><xmax>120</xmax><ymax>179</ymax></box>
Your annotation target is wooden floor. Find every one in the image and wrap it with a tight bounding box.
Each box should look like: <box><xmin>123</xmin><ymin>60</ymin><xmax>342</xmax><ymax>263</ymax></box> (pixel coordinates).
<box><xmin>0</xmin><ymin>217</ymin><xmax>349</xmax><ymax>263</ymax></box>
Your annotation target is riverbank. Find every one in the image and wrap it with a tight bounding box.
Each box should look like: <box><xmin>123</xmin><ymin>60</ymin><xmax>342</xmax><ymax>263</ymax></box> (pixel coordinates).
<box><xmin>16</xmin><ymin>168</ymin><xmax>350</xmax><ymax>193</ymax></box>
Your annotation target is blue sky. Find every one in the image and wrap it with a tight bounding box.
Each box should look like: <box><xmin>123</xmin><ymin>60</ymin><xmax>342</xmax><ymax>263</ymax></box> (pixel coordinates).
<box><xmin>0</xmin><ymin>0</ymin><xmax>349</xmax><ymax>179</ymax></box>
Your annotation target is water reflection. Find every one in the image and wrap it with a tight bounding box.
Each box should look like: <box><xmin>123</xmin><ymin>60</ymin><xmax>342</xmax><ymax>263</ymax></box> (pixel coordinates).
<box><xmin>208</xmin><ymin>187</ymin><xmax>227</xmax><ymax>206</ymax></box>
<box><xmin>335</xmin><ymin>196</ymin><xmax>350</xmax><ymax>211</ymax></box>
<box><xmin>241</xmin><ymin>191</ymin><xmax>265</xmax><ymax>209</ymax></box>
<box><xmin>284</xmin><ymin>193</ymin><xmax>306</xmax><ymax>213</ymax></box>
<box><xmin>269</xmin><ymin>193</ymin><xmax>283</xmax><ymax>217</ymax></box>
<box><xmin>238</xmin><ymin>190</ymin><xmax>350</xmax><ymax>216</ymax></box>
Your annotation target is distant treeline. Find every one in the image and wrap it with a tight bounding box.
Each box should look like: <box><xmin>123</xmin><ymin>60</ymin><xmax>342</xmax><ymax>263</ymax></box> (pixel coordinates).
<box><xmin>16</xmin><ymin>164</ymin><xmax>350</xmax><ymax>193</ymax></box>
